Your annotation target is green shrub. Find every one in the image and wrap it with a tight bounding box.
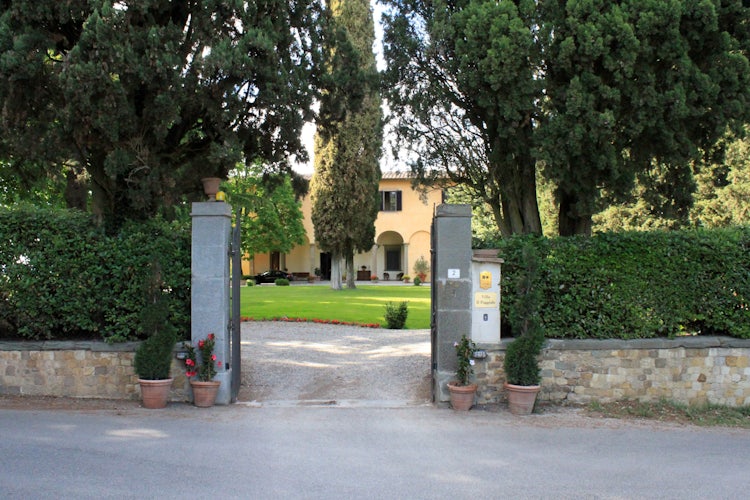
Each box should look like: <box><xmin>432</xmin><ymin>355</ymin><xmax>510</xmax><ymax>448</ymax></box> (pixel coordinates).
<box><xmin>133</xmin><ymin>328</ymin><xmax>177</xmax><ymax>380</ymax></box>
<box><xmin>413</xmin><ymin>276</ymin><xmax>422</xmax><ymax>286</ymax></box>
<box><xmin>499</xmin><ymin>227</ymin><xmax>750</xmax><ymax>340</ymax></box>
<box><xmin>0</xmin><ymin>206</ymin><xmax>190</xmax><ymax>342</ymax></box>
<box><xmin>384</xmin><ymin>301</ymin><xmax>409</xmax><ymax>329</ymax></box>
<box><xmin>246</xmin><ymin>279</ymin><xmax>256</xmax><ymax>287</ymax></box>
<box><xmin>275</xmin><ymin>278</ymin><xmax>290</xmax><ymax>286</ymax></box>
<box><xmin>504</xmin><ymin>243</ymin><xmax>545</xmax><ymax>386</ymax></box>
<box><xmin>100</xmin><ymin>217</ymin><xmax>190</xmax><ymax>342</ymax></box>
<box><xmin>503</xmin><ymin>242</ymin><xmax>544</xmax><ymax>386</ymax></box>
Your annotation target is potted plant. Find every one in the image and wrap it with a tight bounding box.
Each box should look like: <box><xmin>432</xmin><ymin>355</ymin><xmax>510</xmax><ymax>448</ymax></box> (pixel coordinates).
<box><xmin>413</xmin><ymin>256</ymin><xmax>430</xmax><ymax>283</ymax></box>
<box><xmin>134</xmin><ymin>328</ymin><xmax>177</xmax><ymax>409</ymax></box>
<box><xmin>503</xmin><ymin>243</ymin><xmax>545</xmax><ymax>415</ymax></box>
<box><xmin>133</xmin><ymin>264</ymin><xmax>177</xmax><ymax>409</ymax></box>
<box><xmin>184</xmin><ymin>333</ymin><xmax>222</xmax><ymax>407</ymax></box>
<box><xmin>402</xmin><ymin>275</ymin><xmax>411</xmax><ymax>283</ymax></box>
<box><xmin>447</xmin><ymin>334</ymin><xmax>477</xmax><ymax>411</ymax></box>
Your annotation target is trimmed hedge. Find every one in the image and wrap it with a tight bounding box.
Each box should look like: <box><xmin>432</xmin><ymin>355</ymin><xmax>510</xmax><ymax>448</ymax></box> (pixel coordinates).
<box><xmin>0</xmin><ymin>205</ymin><xmax>190</xmax><ymax>342</ymax></box>
<box><xmin>499</xmin><ymin>227</ymin><xmax>750</xmax><ymax>340</ymax></box>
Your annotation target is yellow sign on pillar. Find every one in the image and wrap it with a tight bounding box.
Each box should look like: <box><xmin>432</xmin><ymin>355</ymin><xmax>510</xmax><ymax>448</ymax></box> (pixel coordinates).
<box><xmin>474</xmin><ymin>292</ymin><xmax>497</xmax><ymax>308</ymax></box>
<box><xmin>479</xmin><ymin>270</ymin><xmax>492</xmax><ymax>290</ymax></box>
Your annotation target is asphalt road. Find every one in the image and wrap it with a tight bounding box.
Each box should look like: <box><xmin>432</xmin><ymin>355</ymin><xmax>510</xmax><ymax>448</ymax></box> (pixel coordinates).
<box><xmin>1</xmin><ymin>404</ymin><xmax>749</xmax><ymax>499</ymax></box>
<box><xmin>2</xmin><ymin>322</ymin><xmax>749</xmax><ymax>498</ymax></box>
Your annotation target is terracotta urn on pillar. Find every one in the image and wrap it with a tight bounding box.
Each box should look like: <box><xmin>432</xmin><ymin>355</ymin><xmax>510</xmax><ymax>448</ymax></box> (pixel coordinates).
<box><xmin>201</xmin><ymin>177</ymin><xmax>222</xmax><ymax>201</ymax></box>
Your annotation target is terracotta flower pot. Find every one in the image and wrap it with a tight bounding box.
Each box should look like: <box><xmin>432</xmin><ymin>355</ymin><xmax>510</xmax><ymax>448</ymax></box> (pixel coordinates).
<box><xmin>138</xmin><ymin>378</ymin><xmax>174</xmax><ymax>409</ymax></box>
<box><xmin>447</xmin><ymin>382</ymin><xmax>478</xmax><ymax>411</ymax></box>
<box><xmin>190</xmin><ymin>380</ymin><xmax>220</xmax><ymax>407</ymax></box>
<box><xmin>504</xmin><ymin>382</ymin><xmax>540</xmax><ymax>415</ymax></box>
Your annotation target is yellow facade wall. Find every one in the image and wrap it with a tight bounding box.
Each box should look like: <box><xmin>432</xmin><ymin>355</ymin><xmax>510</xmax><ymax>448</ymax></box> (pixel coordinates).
<box><xmin>244</xmin><ymin>173</ymin><xmax>444</xmax><ymax>282</ymax></box>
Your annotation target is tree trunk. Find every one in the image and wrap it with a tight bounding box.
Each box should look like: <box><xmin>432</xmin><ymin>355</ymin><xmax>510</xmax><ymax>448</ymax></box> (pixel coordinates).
<box><xmin>64</xmin><ymin>169</ymin><xmax>88</xmax><ymax>211</ymax></box>
<box><xmin>557</xmin><ymin>190</ymin><xmax>593</xmax><ymax>236</ymax></box>
<box><xmin>345</xmin><ymin>253</ymin><xmax>356</xmax><ymax>289</ymax></box>
<box><xmin>495</xmin><ymin>160</ymin><xmax>543</xmax><ymax>236</ymax></box>
<box><xmin>329</xmin><ymin>252</ymin><xmax>343</xmax><ymax>290</ymax></box>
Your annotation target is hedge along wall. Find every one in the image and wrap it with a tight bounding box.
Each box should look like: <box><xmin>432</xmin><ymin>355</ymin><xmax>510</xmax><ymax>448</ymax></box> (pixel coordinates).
<box><xmin>498</xmin><ymin>227</ymin><xmax>750</xmax><ymax>340</ymax></box>
<box><xmin>0</xmin><ymin>206</ymin><xmax>191</xmax><ymax>342</ymax></box>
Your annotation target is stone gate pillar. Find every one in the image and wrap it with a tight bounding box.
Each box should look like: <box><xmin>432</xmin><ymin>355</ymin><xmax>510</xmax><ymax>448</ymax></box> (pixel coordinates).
<box><xmin>191</xmin><ymin>202</ymin><xmax>232</xmax><ymax>405</ymax></box>
<box><xmin>432</xmin><ymin>204</ymin><xmax>472</xmax><ymax>403</ymax></box>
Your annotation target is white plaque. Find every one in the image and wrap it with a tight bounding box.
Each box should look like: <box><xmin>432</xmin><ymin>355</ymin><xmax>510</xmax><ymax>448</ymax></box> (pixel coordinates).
<box><xmin>447</xmin><ymin>269</ymin><xmax>460</xmax><ymax>279</ymax></box>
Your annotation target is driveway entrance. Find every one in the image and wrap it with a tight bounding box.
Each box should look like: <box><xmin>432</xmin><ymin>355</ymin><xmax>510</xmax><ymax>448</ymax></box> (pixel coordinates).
<box><xmin>239</xmin><ymin>321</ymin><xmax>431</xmax><ymax>406</ymax></box>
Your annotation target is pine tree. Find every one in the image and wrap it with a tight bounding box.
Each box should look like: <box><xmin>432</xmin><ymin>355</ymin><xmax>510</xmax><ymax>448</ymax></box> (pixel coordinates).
<box><xmin>311</xmin><ymin>0</ymin><xmax>382</xmax><ymax>290</ymax></box>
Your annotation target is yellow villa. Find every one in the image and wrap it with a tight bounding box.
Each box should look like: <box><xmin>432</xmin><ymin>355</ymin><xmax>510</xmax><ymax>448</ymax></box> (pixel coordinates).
<box><xmin>243</xmin><ymin>172</ymin><xmax>445</xmax><ymax>282</ymax></box>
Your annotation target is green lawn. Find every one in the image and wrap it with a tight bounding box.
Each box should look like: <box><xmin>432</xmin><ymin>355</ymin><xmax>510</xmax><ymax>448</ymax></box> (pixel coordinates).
<box><xmin>240</xmin><ymin>284</ymin><xmax>431</xmax><ymax>329</ymax></box>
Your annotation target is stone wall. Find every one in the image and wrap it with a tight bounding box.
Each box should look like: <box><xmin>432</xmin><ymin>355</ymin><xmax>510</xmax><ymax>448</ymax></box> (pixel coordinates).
<box><xmin>0</xmin><ymin>341</ymin><xmax>189</xmax><ymax>401</ymax></box>
<box><xmin>3</xmin><ymin>337</ymin><xmax>749</xmax><ymax>406</ymax></box>
<box><xmin>474</xmin><ymin>336</ymin><xmax>750</xmax><ymax>407</ymax></box>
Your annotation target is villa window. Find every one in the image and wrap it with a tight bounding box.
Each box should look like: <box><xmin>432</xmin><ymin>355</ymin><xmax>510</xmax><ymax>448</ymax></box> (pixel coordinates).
<box><xmin>380</xmin><ymin>190</ymin><xmax>402</xmax><ymax>212</ymax></box>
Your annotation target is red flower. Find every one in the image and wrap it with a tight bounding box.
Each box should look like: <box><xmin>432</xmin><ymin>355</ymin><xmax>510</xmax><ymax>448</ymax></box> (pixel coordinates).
<box><xmin>211</xmin><ymin>354</ymin><xmax>217</xmax><ymax>361</ymax></box>
<box><xmin>185</xmin><ymin>358</ymin><xmax>195</xmax><ymax>366</ymax></box>
<box><xmin>208</xmin><ymin>333</ymin><xmax>215</xmax><ymax>341</ymax></box>
<box><xmin>198</xmin><ymin>340</ymin><xmax>205</xmax><ymax>348</ymax></box>
<box><xmin>217</xmin><ymin>361</ymin><xmax>222</xmax><ymax>367</ymax></box>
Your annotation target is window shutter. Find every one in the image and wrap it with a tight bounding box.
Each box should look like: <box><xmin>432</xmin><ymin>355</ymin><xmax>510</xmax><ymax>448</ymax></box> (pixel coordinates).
<box><xmin>396</xmin><ymin>191</ymin><xmax>402</xmax><ymax>211</ymax></box>
<box><xmin>379</xmin><ymin>191</ymin><xmax>384</xmax><ymax>211</ymax></box>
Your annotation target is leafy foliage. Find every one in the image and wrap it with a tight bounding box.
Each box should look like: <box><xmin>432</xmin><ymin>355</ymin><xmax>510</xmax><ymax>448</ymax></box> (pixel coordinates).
<box><xmin>134</xmin><ymin>270</ymin><xmax>178</xmax><ymax>381</ymax></box>
<box><xmin>133</xmin><ymin>326</ymin><xmax>177</xmax><ymax>380</ymax></box>
<box><xmin>0</xmin><ymin>1</ymin><xmax>322</xmax><ymax>229</ymax></box>
<box><xmin>453</xmin><ymin>334</ymin><xmax>476</xmax><ymax>386</ymax></box>
<box><xmin>311</xmin><ymin>0</ymin><xmax>382</xmax><ymax>290</ymax></box>
<box><xmin>499</xmin><ymin>228</ymin><xmax>750</xmax><ymax>340</ymax></box>
<box><xmin>382</xmin><ymin>0</ymin><xmax>750</xmax><ymax>236</ymax></box>
<box><xmin>504</xmin><ymin>244</ymin><xmax>545</xmax><ymax>386</ymax></box>
<box><xmin>184</xmin><ymin>333</ymin><xmax>218</xmax><ymax>382</ymax></box>
<box><xmin>222</xmin><ymin>163</ymin><xmax>306</xmax><ymax>259</ymax></box>
<box><xmin>0</xmin><ymin>205</ymin><xmax>189</xmax><ymax>341</ymax></box>
<box><xmin>384</xmin><ymin>301</ymin><xmax>409</xmax><ymax>329</ymax></box>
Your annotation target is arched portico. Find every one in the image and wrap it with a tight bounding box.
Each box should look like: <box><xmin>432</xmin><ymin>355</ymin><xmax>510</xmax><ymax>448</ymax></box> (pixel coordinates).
<box><xmin>376</xmin><ymin>231</ymin><xmax>405</xmax><ymax>280</ymax></box>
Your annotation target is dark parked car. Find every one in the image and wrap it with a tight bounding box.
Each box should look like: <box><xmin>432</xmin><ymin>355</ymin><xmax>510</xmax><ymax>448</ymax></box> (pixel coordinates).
<box><xmin>254</xmin><ymin>270</ymin><xmax>293</xmax><ymax>284</ymax></box>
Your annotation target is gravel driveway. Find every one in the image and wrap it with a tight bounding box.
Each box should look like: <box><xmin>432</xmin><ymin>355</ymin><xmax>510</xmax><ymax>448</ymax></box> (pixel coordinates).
<box><xmin>239</xmin><ymin>321</ymin><xmax>432</xmax><ymax>406</ymax></box>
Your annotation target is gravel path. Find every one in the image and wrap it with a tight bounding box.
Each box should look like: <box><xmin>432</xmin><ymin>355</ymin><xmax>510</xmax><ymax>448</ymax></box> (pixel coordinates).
<box><xmin>239</xmin><ymin>321</ymin><xmax>432</xmax><ymax>406</ymax></box>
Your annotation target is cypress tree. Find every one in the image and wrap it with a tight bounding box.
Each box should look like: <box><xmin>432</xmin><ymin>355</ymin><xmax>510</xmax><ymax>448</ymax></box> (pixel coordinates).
<box><xmin>311</xmin><ymin>0</ymin><xmax>382</xmax><ymax>290</ymax></box>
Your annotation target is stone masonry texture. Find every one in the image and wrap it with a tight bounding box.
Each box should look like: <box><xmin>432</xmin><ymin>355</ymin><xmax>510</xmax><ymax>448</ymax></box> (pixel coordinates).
<box><xmin>1</xmin><ymin>337</ymin><xmax>749</xmax><ymax>406</ymax></box>
<box><xmin>0</xmin><ymin>341</ymin><xmax>189</xmax><ymax>401</ymax></box>
<box><xmin>473</xmin><ymin>337</ymin><xmax>750</xmax><ymax>407</ymax></box>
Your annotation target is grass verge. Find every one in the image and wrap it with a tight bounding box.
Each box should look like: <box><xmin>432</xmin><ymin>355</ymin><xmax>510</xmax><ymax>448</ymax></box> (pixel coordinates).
<box><xmin>240</xmin><ymin>284</ymin><xmax>431</xmax><ymax>329</ymax></box>
<box><xmin>586</xmin><ymin>399</ymin><xmax>750</xmax><ymax>428</ymax></box>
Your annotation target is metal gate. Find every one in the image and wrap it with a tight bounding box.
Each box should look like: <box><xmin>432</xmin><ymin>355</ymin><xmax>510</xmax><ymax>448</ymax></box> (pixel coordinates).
<box><xmin>430</xmin><ymin>211</ymin><xmax>438</xmax><ymax>402</ymax></box>
<box><xmin>229</xmin><ymin>208</ymin><xmax>243</xmax><ymax>402</ymax></box>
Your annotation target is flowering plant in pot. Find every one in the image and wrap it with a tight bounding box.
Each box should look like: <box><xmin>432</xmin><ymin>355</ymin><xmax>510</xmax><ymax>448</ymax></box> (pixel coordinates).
<box><xmin>447</xmin><ymin>334</ymin><xmax>477</xmax><ymax>411</ymax></box>
<box><xmin>184</xmin><ymin>333</ymin><xmax>222</xmax><ymax>407</ymax></box>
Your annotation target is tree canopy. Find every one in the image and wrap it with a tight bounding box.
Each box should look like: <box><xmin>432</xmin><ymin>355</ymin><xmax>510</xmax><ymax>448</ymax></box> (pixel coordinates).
<box><xmin>311</xmin><ymin>0</ymin><xmax>382</xmax><ymax>289</ymax></box>
<box><xmin>222</xmin><ymin>163</ymin><xmax>306</xmax><ymax>260</ymax></box>
<box><xmin>0</xmin><ymin>0</ymin><xmax>322</xmax><ymax>229</ymax></box>
<box><xmin>381</xmin><ymin>0</ymin><xmax>750</xmax><ymax>236</ymax></box>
